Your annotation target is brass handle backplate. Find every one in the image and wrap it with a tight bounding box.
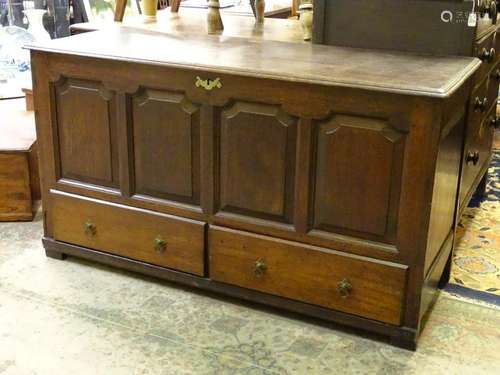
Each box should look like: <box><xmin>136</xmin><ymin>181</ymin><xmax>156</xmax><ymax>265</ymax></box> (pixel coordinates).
<box><xmin>466</xmin><ymin>151</ymin><xmax>480</xmax><ymax>166</ymax></box>
<box><xmin>336</xmin><ymin>278</ymin><xmax>353</xmax><ymax>298</ymax></box>
<box><xmin>491</xmin><ymin>115</ymin><xmax>500</xmax><ymax>129</ymax></box>
<box><xmin>489</xmin><ymin>48</ymin><xmax>497</xmax><ymax>62</ymax></box>
<box><xmin>154</xmin><ymin>237</ymin><xmax>167</xmax><ymax>254</ymax></box>
<box><xmin>479</xmin><ymin>47</ymin><xmax>496</xmax><ymax>63</ymax></box>
<box><xmin>254</xmin><ymin>258</ymin><xmax>267</xmax><ymax>278</ymax></box>
<box><xmin>84</xmin><ymin>220</ymin><xmax>96</xmax><ymax>236</ymax></box>
<box><xmin>474</xmin><ymin>96</ymin><xmax>488</xmax><ymax>113</ymax></box>
<box><xmin>195</xmin><ymin>76</ymin><xmax>222</xmax><ymax>91</ymax></box>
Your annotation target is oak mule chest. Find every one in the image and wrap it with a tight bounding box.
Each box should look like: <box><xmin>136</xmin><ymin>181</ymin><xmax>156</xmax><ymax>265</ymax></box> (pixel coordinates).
<box><xmin>30</xmin><ymin>26</ymin><xmax>482</xmax><ymax>350</ymax></box>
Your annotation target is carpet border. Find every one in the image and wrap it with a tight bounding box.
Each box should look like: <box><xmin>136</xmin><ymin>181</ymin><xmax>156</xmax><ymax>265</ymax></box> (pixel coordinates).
<box><xmin>444</xmin><ymin>283</ymin><xmax>500</xmax><ymax>307</ymax></box>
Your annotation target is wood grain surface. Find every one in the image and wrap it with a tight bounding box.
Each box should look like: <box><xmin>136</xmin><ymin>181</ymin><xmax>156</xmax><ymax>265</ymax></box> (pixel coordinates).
<box><xmin>50</xmin><ymin>191</ymin><xmax>206</xmax><ymax>276</ymax></box>
<box><xmin>209</xmin><ymin>226</ymin><xmax>407</xmax><ymax>325</ymax></box>
<box><xmin>28</xmin><ymin>27</ymin><xmax>480</xmax><ymax>98</ymax></box>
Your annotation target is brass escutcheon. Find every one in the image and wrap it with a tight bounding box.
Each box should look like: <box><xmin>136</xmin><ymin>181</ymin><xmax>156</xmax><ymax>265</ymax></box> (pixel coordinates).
<box><xmin>195</xmin><ymin>76</ymin><xmax>222</xmax><ymax>91</ymax></box>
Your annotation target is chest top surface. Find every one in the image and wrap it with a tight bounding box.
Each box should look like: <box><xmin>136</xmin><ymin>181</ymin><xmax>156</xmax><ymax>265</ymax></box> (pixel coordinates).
<box><xmin>28</xmin><ymin>27</ymin><xmax>480</xmax><ymax>98</ymax></box>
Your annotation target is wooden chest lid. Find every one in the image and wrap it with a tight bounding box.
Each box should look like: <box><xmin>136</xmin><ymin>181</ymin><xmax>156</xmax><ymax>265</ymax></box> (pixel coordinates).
<box><xmin>27</xmin><ymin>27</ymin><xmax>481</xmax><ymax>98</ymax></box>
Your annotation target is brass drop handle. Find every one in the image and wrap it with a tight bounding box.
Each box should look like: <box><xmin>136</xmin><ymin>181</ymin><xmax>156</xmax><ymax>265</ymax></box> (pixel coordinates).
<box><xmin>492</xmin><ymin>68</ymin><xmax>500</xmax><ymax>80</ymax></box>
<box><xmin>466</xmin><ymin>151</ymin><xmax>480</xmax><ymax>166</ymax></box>
<box><xmin>84</xmin><ymin>220</ymin><xmax>96</xmax><ymax>236</ymax></box>
<box><xmin>254</xmin><ymin>258</ymin><xmax>267</xmax><ymax>278</ymax></box>
<box><xmin>478</xmin><ymin>0</ymin><xmax>490</xmax><ymax>17</ymax></box>
<box><xmin>474</xmin><ymin>97</ymin><xmax>488</xmax><ymax>113</ymax></box>
<box><xmin>479</xmin><ymin>47</ymin><xmax>496</xmax><ymax>63</ymax></box>
<box><xmin>195</xmin><ymin>76</ymin><xmax>222</xmax><ymax>91</ymax></box>
<box><xmin>491</xmin><ymin>115</ymin><xmax>500</xmax><ymax>129</ymax></box>
<box><xmin>489</xmin><ymin>48</ymin><xmax>497</xmax><ymax>62</ymax></box>
<box><xmin>154</xmin><ymin>237</ymin><xmax>167</xmax><ymax>254</ymax></box>
<box><xmin>336</xmin><ymin>278</ymin><xmax>353</xmax><ymax>299</ymax></box>
<box><xmin>489</xmin><ymin>1</ymin><xmax>498</xmax><ymax>23</ymax></box>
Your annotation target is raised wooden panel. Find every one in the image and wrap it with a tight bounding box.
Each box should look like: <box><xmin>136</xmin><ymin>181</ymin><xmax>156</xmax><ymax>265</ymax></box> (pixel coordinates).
<box><xmin>54</xmin><ymin>78</ymin><xmax>118</xmax><ymax>188</ymax></box>
<box><xmin>218</xmin><ymin>102</ymin><xmax>297</xmax><ymax>223</ymax></box>
<box><xmin>131</xmin><ymin>89</ymin><xmax>200</xmax><ymax>205</ymax></box>
<box><xmin>313</xmin><ymin>115</ymin><xmax>405</xmax><ymax>239</ymax></box>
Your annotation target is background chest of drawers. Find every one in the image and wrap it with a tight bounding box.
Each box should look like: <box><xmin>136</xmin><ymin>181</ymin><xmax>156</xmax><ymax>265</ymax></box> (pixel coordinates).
<box><xmin>314</xmin><ymin>0</ymin><xmax>500</xmax><ymax>218</ymax></box>
<box><xmin>459</xmin><ymin>23</ymin><xmax>500</xmax><ymax>216</ymax></box>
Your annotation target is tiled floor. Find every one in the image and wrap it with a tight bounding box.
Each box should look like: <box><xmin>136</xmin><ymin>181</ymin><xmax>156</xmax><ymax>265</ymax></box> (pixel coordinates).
<box><xmin>1</xmin><ymin>214</ymin><xmax>500</xmax><ymax>374</ymax></box>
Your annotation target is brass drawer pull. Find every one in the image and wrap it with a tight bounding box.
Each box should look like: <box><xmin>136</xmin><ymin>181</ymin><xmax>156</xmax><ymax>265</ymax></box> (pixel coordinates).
<box><xmin>490</xmin><ymin>115</ymin><xmax>500</xmax><ymax>129</ymax></box>
<box><xmin>490</xmin><ymin>1</ymin><xmax>499</xmax><ymax>23</ymax></box>
<box><xmin>479</xmin><ymin>47</ymin><xmax>496</xmax><ymax>63</ymax></box>
<box><xmin>154</xmin><ymin>237</ymin><xmax>167</xmax><ymax>254</ymax></box>
<box><xmin>254</xmin><ymin>258</ymin><xmax>267</xmax><ymax>278</ymax></box>
<box><xmin>489</xmin><ymin>48</ymin><xmax>497</xmax><ymax>63</ymax></box>
<box><xmin>478</xmin><ymin>0</ymin><xmax>498</xmax><ymax>22</ymax></box>
<box><xmin>84</xmin><ymin>220</ymin><xmax>97</xmax><ymax>236</ymax></box>
<box><xmin>466</xmin><ymin>151</ymin><xmax>480</xmax><ymax>166</ymax></box>
<box><xmin>336</xmin><ymin>278</ymin><xmax>353</xmax><ymax>298</ymax></box>
<box><xmin>195</xmin><ymin>76</ymin><xmax>222</xmax><ymax>91</ymax></box>
<box><xmin>474</xmin><ymin>97</ymin><xmax>488</xmax><ymax>113</ymax></box>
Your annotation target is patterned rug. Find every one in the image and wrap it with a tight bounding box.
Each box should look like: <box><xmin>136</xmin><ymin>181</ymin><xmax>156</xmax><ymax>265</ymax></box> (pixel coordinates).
<box><xmin>446</xmin><ymin>148</ymin><xmax>500</xmax><ymax>306</ymax></box>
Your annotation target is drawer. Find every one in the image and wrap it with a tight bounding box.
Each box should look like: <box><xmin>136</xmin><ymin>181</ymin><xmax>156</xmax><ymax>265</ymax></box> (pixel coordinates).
<box><xmin>209</xmin><ymin>226</ymin><xmax>407</xmax><ymax>325</ymax></box>
<box><xmin>468</xmin><ymin>77</ymin><xmax>490</xmax><ymax>133</ymax></box>
<box><xmin>495</xmin><ymin>28</ymin><xmax>500</xmax><ymax>60</ymax></box>
<box><xmin>51</xmin><ymin>192</ymin><xmax>206</xmax><ymax>276</ymax></box>
<box><xmin>460</xmin><ymin>104</ymin><xmax>496</xmax><ymax>208</ymax></box>
<box><xmin>474</xmin><ymin>30</ymin><xmax>497</xmax><ymax>83</ymax></box>
<box><xmin>487</xmin><ymin>60</ymin><xmax>500</xmax><ymax>105</ymax></box>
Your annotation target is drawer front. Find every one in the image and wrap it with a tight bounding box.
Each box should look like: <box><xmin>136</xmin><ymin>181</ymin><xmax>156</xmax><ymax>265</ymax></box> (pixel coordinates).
<box><xmin>487</xmin><ymin>61</ymin><xmax>500</xmax><ymax>105</ymax></box>
<box><xmin>474</xmin><ymin>30</ymin><xmax>497</xmax><ymax>82</ymax></box>
<box><xmin>468</xmin><ymin>77</ymin><xmax>489</xmax><ymax>133</ymax></box>
<box><xmin>460</xmin><ymin>104</ymin><xmax>496</xmax><ymax>208</ymax></box>
<box><xmin>495</xmin><ymin>28</ymin><xmax>500</xmax><ymax>60</ymax></box>
<box><xmin>209</xmin><ymin>226</ymin><xmax>407</xmax><ymax>325</ymax></box>
<box><xmin>51</xmin><ymin>192</ymin><xmax>205</xmax><ymax>276</ymax></box>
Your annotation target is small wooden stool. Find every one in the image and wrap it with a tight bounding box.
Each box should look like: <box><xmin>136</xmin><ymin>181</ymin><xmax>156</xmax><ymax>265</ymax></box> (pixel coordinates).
<box><xmin>0</xmin><ymin>98</ymin><xmax>40</xmax><ymax>221</ymax></box>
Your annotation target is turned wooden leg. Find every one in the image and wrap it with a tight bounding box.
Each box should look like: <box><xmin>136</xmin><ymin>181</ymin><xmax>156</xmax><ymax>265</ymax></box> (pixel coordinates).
<box><xmin>114</xmin><ymin>0</ymin><xmax>127</xmax><ymax>22</ymax></box>
<box><xmin>45</xmin><ymin>249</ymin><xmax>67</xmax><ymax>260</ymax></box>
<box><xmin>207</xmin><ymin>0</ymin><xmax>224</xmax><ymax>34</ymax></box>
<box><xmin>171</xmin><ymin>0</ymin><xmax>181</xmax><ymax>12</ymax></box>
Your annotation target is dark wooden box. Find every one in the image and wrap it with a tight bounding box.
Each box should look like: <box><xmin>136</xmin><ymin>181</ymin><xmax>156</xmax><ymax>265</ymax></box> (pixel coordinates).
<box><xmin>313</xmin><ymin>0</ymin><xmax>477</xmax><ymax>55</ymax></box>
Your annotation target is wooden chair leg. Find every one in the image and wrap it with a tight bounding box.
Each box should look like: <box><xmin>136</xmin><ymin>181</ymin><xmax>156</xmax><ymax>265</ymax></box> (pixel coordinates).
<box><xmin>171</xmin><ymin>0</ymin><xmax>181</xmax><ymax>12</ymax></box>
<box><xmin>291</xmin><ymin>0</ymin><xmax>299</xmax><ymax>17</ymax></box>
<box><xmin>250</xmin><ymin>0</ymin><xmax>256</xmax><ymax>17</ymax></box>
<box><xmin>114</xmin><ymin>0</ymin><xmax>128</xmax><ymax>22</ymax></box>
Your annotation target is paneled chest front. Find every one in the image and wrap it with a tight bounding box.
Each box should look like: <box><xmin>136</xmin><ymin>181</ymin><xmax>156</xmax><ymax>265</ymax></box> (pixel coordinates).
<box><xmin>30</xmin><ymin>28</ymin><xmax>480</xmax><ymax>349</ymax></box>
